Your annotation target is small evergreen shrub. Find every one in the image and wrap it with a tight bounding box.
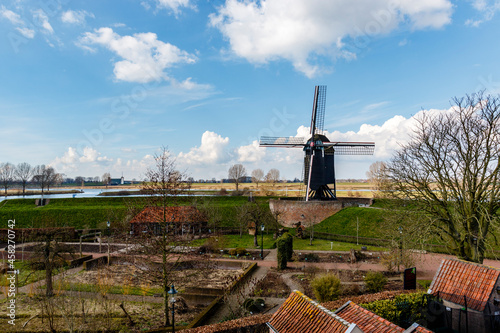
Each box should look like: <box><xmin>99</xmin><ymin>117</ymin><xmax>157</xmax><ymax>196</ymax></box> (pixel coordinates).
<box><xmin>364</xmin><ymin>272</ymin><xmax>388</xmax><ymax>293</ymax></box>
<box><xmin>282</xmin><ymin>232</ymin><xmax>293</xmax><ymax>261</ymax></box>
<box><xmin>311</xmin><ymin>273</ymin><xmax>341</xmax><ymax>302</ymax></box>
<box><xmin>276</xmin><ymin>234</ymin><xmax>289</xmax><ymax>270</ymax></box>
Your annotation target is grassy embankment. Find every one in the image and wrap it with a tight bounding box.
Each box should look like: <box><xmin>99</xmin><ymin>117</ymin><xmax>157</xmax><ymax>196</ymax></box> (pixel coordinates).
<box><xmin>0</xmin><ymin>196</ymin><xmax>270</xmax><ymax>229</ymax></box>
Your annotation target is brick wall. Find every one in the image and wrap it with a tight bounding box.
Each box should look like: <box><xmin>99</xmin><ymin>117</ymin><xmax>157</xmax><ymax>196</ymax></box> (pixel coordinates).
<box><xmin>269</xmin><ymin>198</ymin><xmax>372</xmax><ymax>227</ymax></box>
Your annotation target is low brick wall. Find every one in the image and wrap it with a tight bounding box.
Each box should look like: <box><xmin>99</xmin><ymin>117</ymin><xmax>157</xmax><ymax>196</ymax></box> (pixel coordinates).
<box><xmin>69</xmin><ymin>255</ymin><xmax>93</xmax><ymax>268</ymax></box>
<box><xmin>270</xmin><ymin>198</ymin><xmax>372</xmax><ymax>227</ymax></box>
<box><xmin>82</xmin><ymin>256</ymin><xmax>108</xmax><ymax>270</ymax></box>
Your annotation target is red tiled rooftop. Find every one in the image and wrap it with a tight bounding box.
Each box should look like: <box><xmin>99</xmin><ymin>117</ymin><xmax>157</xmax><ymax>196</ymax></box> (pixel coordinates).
<box><xmin>268</xmin><ymin>291</ymin><xmax>355</xmax><ymax>333</ymax></box>
<box><xmin>334</xmin><ymin>301</ymin><xmax>432</xmax><ymax>333</ymax></box>
<box><xmin>129</xmin><ymin>206</ymin><xmax>207</xmax><ymax>224</ymax></box>
<box><xmin>428</xmin><ymin>258</ymin><xmax>500</xmax><ymax>311</ymax></box>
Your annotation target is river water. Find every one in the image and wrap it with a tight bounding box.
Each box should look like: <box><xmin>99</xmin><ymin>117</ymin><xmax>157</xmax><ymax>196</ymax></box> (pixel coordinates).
<box><xmin>0</xmin><ymin>188</ymin><xmax>137</xmax><ymax>202</ymax></box>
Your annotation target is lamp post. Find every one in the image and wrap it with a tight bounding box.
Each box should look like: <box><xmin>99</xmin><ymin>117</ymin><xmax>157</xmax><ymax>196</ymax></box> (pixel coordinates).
<box><xmin>398</xmin><ymin>226</ymin><xmax>403</xmax><ymax>272</ymax></box>
<box><xmin>260</xmin><ymin>224</ymin><xmax>265</xmax><ymax>260</ymax></box>
<box><xmin>107</xmin><ymin>220</ymin><xmax>110</xmax><ymax>236</ymax></box>
<box><xmin>168</xmin><ymin>284</ymin><xmax>178</xmax><ymax>333</ymax></box>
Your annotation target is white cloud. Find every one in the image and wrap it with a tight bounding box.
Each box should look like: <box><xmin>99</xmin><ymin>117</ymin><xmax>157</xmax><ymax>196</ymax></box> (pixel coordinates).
<box><xmin>142</xmin><ymin>0</ymin><xmax>194</xmax><ymax>15</ymax></box>
<box><xmin>51</xmin><ymin>147</ymin><xmax>153</xmax><ymax>179</ymax></box>
<box><xmin>78</xmin><ymin>27</ymin><xmax>197</xmax><ymax>83</ymax></box>
<box><xmin>1</xmin><ymin>5</ymin><xmax>35</xmax><ymax>39</ymax></box>
<box><xmin>61</xmin><ymin>10</ymin><xmax>94</xmax><ymax>25</ymax></box>
<box><xmin>178</xmin><ymin>131</ymin><xmax>231</xmax><ymax>165</ymax></box>
<box><xmin>79</xmin><ymin>147</ymin><xmax>112</xmax><ymax>163</ymax></box>
<box><xmin>157</xmin><ymin>0</ymin><xmax>193</xmax><ymax>14</ymax></box>
<box><xmin>0</xmin><ymin>6</ymin><xmax>24</xmax><ymax>25</ymax></box>
<box><xmin>210</xmin><ymin>0</ymin><xmax>452</xmax><ymax>77</ymax></box>
<box><xmin>16</xmin><ymin>27</ymin><xmax>35</xmax><ymax>38</ymax></box>
<box><xmin>465</xmin><ymin>0</ymin><xmax>500</xmax><ymax>26</ymax></box>
<box><xmin>237</xmin><ymin>140</ymin><xmax>265</xmax><ymax>162</ymax></box>
<box><xmin>33</xmin><ymin>9</ymin><xmax>54</xmax><ymax>34</ymax></box>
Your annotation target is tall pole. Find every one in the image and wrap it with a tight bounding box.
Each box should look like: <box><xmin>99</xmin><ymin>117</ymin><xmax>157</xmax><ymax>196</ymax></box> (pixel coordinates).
<box><xmin>260</xmin><ymin>225</ymin><xmax>264</xmax><ymax>260</ymax></box>
<box><xmin>356</xmin><ymin>217</ymin><xmax>359</xmax><ymax>245</ymax></box>
<box><xmin>171</xmin><ymin>301</ymin><xmax>175</xmax><ymax>333</ymax></box>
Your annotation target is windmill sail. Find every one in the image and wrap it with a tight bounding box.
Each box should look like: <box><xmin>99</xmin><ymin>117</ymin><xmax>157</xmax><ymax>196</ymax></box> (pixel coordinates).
<box><xmin>310</xmin><ymin>85</ymin><xmax>327</xmax><ymax>135</ymax></box>
<box><xmin>259</xmin><ymin>137</ymin><xmax>305</xmax><ymax>147</ymax></box>
<box><xmin>323</xmin><ymin>142</ymin><xmax>375</xmax><ymax>155</ymax></box>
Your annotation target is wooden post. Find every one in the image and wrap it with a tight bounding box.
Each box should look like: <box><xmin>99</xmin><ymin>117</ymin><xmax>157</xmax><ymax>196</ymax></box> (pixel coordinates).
<box><xmin>107</xmin><ymin>237</ymin><xmax>110</xmax><ymax>266</ymax></box>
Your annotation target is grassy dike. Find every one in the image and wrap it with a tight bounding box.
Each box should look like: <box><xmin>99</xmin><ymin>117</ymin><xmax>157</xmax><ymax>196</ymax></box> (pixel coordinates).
<box><xmin>0</xmin><ymin>196</ymin><xmax>271</xmax><ymax>229</ymax></box>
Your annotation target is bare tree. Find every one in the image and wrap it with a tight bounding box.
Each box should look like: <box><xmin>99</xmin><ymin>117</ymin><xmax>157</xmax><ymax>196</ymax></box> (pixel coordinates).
<box><xmin>0</xmin><ymin>162</ymin><xmax>15</xmax><ymax>195</ymax></box>
<box><xmin>299</xmin><ymin>209</ymin><xmax>324</xmax><ymax>246</ymax></box>
<box><xmin>138</xmin><ymin>146</ymin><xmax>191</xmax><ymax>327</ymax></box>
<box><xmin>237</xmin><ymin>202</ymin><xmax>273</xmax><ymax>247</ymax></box>
<box><xmin>75</xmin><ymin>176</ymin><xmax>85</xmax><ymax>186</ymax></box>
<box><xmin>228</xmin><ymin>164</ymin><xmax>246</xmax><ymax>191</ymax></box>
<box><xmin>15</xmin><ymin>162</ymin><xmax>34</xmax><ymax>195</ymax></box>
<box><xmin>366</xmin><ymin>161</ymin><xmax>390</xmax><ymax>198</ymax></box>
<box><xmin>102</xmin><ymin>172</ymin><xmax>111</xmax><ymax>187</ymax></box>
<box><xmin>29</xmin><ymin>228</ymin><xmax>74</xmax><ymax>297</ymax></box>
<box><xmin>32</xmin><ymin>165</ymin><xmax>60</xmax><ymax>193</ymax></box>
<box><xmin>251</xmin><ymin>169</ymin><xmax>264</xmax><ymax>188</ymax></box>
<box><xmin>32</xmin><ymin>165</ymin><xmax>49</xmax><ymax>194</ymax></box>
<box><xmin>265</xmin><ymin>168</ymin><xmax>280</xmax><ymax>186</ymax></box>
<box><xmin>388</xmin><ymin>91</ymin><xmax>500</xmax><ymax>264</ymax></box>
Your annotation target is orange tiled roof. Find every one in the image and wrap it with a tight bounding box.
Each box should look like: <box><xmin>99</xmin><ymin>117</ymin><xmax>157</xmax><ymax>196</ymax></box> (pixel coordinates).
<box><xmin>267</xmin><ymin>291</ymin><xmax>355</xmax><ymax>333</ymax></box>
<box><xmin>334</xmin><ymin>301</ymin><xmax>432</xmax><ymax>333</ymax></box>
<box><xmin>129</xmin><ymin>206</ymin><xmax>207</xmax><ymax>224</ymax></box>
<box><xmin>428</xmin><ymin>258</ymin><xmax>500</xmax><ymax>312</ymax></box>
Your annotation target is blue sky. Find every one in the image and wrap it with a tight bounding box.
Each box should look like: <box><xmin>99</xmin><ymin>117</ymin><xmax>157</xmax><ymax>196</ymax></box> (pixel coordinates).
<box><xmin>1</xmin><ymin>0</ymin><xmax>500</xmax><ymax>181</ymax></box>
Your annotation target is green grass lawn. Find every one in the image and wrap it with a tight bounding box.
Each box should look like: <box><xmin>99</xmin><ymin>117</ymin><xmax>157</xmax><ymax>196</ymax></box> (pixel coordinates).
<box><xmin>313</xmin><ymin>206</ymin><xmax>387</xmax><ymax>238</ymax></box>
<box><xmin>40</xmin><ymin>281</ymin><xmax>164</xmax><ymax>296</ymax></box>
<box><xmin>0</xmin><ymin>260</ymin><xmax>68</xmax><ymax>289</ymax></box>
<box><xmin>191</xmin><ymin>233</ymin><xmax>387</xmax><ymax>252</ymax></box>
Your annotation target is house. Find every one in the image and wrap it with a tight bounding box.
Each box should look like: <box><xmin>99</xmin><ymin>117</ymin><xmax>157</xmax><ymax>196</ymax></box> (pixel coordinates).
<box><xmin>427</xmin><ymin>258</ymin><xmax>500</xmax><ymax>332</ymax></box>
<box><xmin>267</xmin><ymin>291</ymin><xmax>363</xmax><ymax>333</ymax></box>
<box><xmin>109</xmin><ymin>176</ymin><xmax>124</xmax><ymax>185</ymax></box>
<box><xmin>334</xmin><ymin>301</ymin><xmax>432</xmax><ymax>333</ymax></box>
<box><xmin>129</xmin><ymin>206</ymin><xmax>207</xmax><ymax>236</ymax></box>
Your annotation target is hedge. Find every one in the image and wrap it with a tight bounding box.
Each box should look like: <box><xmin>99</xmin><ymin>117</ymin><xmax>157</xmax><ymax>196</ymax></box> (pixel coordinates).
<box><xmin>360</xmin><ymin>291</ymin><xmax>427</xmax><ymax>324</ymax></box>
<box><xmin>276</xmin><ymin>232</ymin><xmax>293</xmax><ymax>270</ymax></box>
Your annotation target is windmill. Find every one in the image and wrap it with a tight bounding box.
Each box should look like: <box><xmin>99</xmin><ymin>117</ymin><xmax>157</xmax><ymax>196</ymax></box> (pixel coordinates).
<box><xmin>259</xmin><ymin>85</ymin><xmax>375</xmax><ymax>201</ymax></box>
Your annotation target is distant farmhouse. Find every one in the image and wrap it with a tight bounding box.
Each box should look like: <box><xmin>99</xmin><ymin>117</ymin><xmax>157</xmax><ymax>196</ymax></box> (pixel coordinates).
<box><xmin>427</xmin><ymin>258</ymin><xmax>500</xmax><ymax>332</ymax></box>
<box><xmin>109</xmin><ymin>176</ymin><xmax>124</xmax><ymax>186</ymax></box>
<box><xmin>129</xmin><ymin>206</ymin><xmax>207</xmax><ymax>236</ymax></box>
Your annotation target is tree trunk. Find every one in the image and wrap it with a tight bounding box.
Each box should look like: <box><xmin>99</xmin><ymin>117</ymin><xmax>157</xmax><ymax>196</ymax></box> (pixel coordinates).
<box><xmin>309</xmin><ymin>225</ymin><xmax>314</xmax><ymax>246</ymax></box>
<box><xmin>162</xmin><ymin>234</ymin><xmax>170</xmax><ymax>327</ymax></box>
<box><xmin>45</xmin><ymin>240</ymin><xmax>53</xmax><ymax>297</ymax></box>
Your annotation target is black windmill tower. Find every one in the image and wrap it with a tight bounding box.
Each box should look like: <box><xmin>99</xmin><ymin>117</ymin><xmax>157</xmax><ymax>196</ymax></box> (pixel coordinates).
<box><xmin>259</xmin><ymin>85</ymin><xmax>375</xmax><ymax>201</ymax></box>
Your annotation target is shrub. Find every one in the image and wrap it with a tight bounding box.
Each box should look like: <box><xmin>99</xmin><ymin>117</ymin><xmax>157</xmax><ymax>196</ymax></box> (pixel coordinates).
<box><xmin>283</xmin><ymin>232</ymin><xmax>293</xmax><ymax>261</ymax></box>
<box><xmin>228</xmin><ymin>247</ymin><xmax>247</xmax><ymax>256</ymax></box>
<box><xmin>361</xmin><ymin>292</ymin><xmax>427</xmax><ymax>324</ymax></box>
<box><xmin>310</xmin><ymin>273</ymin><xmax>341</xmax><ymax>302</ymax></box>
<box><xmin>276</xmin><ymin>234</ymin><xmax>288</xmax><ymax>270</ymax></box>
<box><xmin>198</xmin><ymin>237</ymin><xmax>220</xmax><ymax>254</ymax></box>
<box><xmin>364</xmin><ymin>272</ymin><xmax>388</xmax><ymax>293</ymax></box>
<box><xmin>236</xmin><ymin>247</ymin><xmax>247</xmax><ymax>256</ymax></box>
<box><xmin>417</xmin><ymin>279</ymin><xmax>431</xmax><ymax>290</ymax></box>
<box><xmin>298</xmin><ymin>253</ymin><xmax>320</xmax><ymax>262</ymax></box>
